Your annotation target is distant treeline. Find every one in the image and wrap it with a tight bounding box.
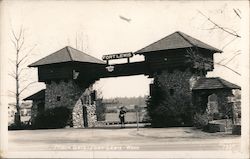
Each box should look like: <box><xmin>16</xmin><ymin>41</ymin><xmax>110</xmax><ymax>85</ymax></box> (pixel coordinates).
<box><xmin>103</xmin><ymin>96</ymin><xmax>147</xmax><ymax>106</ymax></box>
<box><xmin>96</xmin><ymin>96</ymin><xmax>148</xmax><ymax>121</ymax></box>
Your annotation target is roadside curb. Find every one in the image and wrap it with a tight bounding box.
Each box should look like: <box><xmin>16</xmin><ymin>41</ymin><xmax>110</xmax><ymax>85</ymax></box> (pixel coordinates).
<box><xmin>129</xmin><ymin>128</ymin><xmax>240</xmax><ymax>140</ymax></box>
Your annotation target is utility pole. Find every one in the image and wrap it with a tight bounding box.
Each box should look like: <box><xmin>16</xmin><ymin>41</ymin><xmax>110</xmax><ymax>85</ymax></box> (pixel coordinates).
<box><xmin>135</xmin><ymin>105</ymin><xmax>139</xmax><ymax>131</ymax></box>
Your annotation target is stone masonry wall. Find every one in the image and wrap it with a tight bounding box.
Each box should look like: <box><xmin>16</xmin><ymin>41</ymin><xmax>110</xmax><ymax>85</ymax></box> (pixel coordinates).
<box><xmin>45</xmin><ymin>80</ymin><xmax>83</xmax><ymax>109</ymax></box>
<box><xmin>72</xmin><ymin>99</ymin><xmax>84</xmax><ymax>128</ymax></box>
<box><xmin>45</xmin><ymin>80</ymin><xmax>97</xmax><ymax>128</ymax></box>
<box><xmin>86</xmin><ymin>104</ymin><xmax>97</xmax><ymax>127</ymax></box>
<box><xmin>72</xmin><ymin>87</ymin><xmax>97</xmax><ymax>128</ymax></box>
<box><xmin>153</xmin><ymin>68</ymin><xmax>203</xmax><ymax>124</ymax></box>
<box><xmin>156</xmin><ymin>68</ymin><xmax>202</xmax><ymax>97</ymax></box>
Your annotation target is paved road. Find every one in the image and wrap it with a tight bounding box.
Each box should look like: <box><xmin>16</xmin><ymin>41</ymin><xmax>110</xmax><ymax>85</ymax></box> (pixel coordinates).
<box><xmin>8</xmin><ymin>127</ymin><xmax>240</xmax><ymax>151</ymax></box>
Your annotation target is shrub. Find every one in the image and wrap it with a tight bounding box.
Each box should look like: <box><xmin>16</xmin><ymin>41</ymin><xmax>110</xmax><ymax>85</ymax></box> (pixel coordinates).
<box><xmin>147</xmin><ymin>79</ymin><xmax>194</xmax><ymax>127</ymax></box>
<box><xmin>33</xmin><ymin>107</ymin><xmax>71</xmax><ymax>129</ymax></box>
<box><xmin>142</xmin><ymin>113</ymin><xmax>151</xmax><ymax>123</ymax></box>
<box><xmin>8</xmin><ymin>122</ymin><xmax>31</xmax><ymax>130</ymax></box>
<box><xmin>193</xmin><ymin>113</ymin><xmax>209</xmax><ymax>129</ymax></box>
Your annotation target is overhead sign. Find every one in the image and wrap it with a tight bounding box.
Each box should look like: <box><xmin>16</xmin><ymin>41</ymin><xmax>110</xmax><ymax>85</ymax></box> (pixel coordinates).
<box><xmin>102</xmin><ymin>52</ymin><xmax>133</xmax><ymax>60</ymax></box>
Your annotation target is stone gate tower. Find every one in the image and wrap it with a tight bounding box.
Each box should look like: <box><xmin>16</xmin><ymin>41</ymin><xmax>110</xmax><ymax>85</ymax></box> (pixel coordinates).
<box><xmin>136</xmin><ymin>31</ymin><xmax>224</xmax><ymax>126</ymax></box>
<box><xmin>28</xmin><ymin>46</ymin><xmax>106</xmax><ymax>128</ymax></box>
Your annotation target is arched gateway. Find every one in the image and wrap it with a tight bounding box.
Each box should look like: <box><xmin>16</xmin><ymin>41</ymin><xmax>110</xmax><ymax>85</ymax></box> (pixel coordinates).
<box><xmin>24</xmin><ymin>31</ymin><xmax>240</xmax><ymax>128</ymax></box>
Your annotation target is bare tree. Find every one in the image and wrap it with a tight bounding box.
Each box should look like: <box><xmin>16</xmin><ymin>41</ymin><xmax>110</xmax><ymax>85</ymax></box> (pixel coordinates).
<box><xmin>194</xmin><ymin>8</ymin><xmax>242</xmax><ymax>76</ymax></box>
<box><xmin>8</xmin><ymin>26</ymin><xmax>36</xmax><ymax>125</ymax></box>
<box><xmin>186</xmin><ymin>48</ymin><xmax>241</xmax><ymax>76</ymax></box>
<box><xmin>197</xmin><ymin>10</ymin><xmax>241</xmax><ymax>38</ymax></box>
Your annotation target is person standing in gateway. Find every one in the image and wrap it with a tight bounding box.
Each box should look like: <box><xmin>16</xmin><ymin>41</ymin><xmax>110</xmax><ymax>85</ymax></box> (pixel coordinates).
<box><xmin>119</xmin><ymin>106</ymin><xmax>126</xmax><ymax>128</ymax></box>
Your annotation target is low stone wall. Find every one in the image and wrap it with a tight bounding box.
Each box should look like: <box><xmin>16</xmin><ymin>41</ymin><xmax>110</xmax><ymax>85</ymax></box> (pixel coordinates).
<box><xmin>205</xmin><ymin>123</ymin><xmax>226</xmax><ymax>133</ymax></box>
<box><xmin>205</xmin><ymin>119</ymin><xmax>241</xmax><ymax>133</ymax></box>
<box><xmin>232</xmin><ymin>124</ymin><xmax>241</xmax><ymax>135</ymax></box>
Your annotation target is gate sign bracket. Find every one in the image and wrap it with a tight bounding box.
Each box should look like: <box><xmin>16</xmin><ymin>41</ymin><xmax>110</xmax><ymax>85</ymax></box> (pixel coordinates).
<box><xmin>105</xmin><ymin>65</ymin><xmax>115</xmax><ymax>72</ymax></box>
<box><xmin>102</xmin><ymin>52</ymin><xmax>133</xmax><ymax>65</ymax></box>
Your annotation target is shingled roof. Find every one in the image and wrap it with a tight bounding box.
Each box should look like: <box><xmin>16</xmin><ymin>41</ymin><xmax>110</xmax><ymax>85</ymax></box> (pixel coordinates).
<box><xmin>29</xmin><ymin>46</ymin><xmax>105</xmax><ymax>67</ymax></box>
<box><xmin>192</xmin><ymin>77</ymin><xmax>240</xmax><ymax>90</ymax></box>
<box><xmin>23</xmin><ymin>89</ymin><xmax>45</xmax><ymax>101</ymax></box>
<box><xmin>136</xmin><ymin>31</ymin><xmax>222</xmax><ymax>54</ymax></box>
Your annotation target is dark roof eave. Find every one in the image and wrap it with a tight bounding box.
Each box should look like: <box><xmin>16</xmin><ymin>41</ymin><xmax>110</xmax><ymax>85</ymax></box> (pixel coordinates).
<box><xmin>23</xmin><ymin>89</ymin><xmax>45</xmax><ymax>101</ymax></box>
<box><xmin>197</xmin><ymin>47</ymin><xmax>222</xmax><ymax>54</ymax></box>
<box><xmin>135</xmin><ymin>46</ymin><xmax>222</xmax><ymax>55</ymax></box>
<box><xmin>135</xmin><ymin>31</ymin><xmax>223</xmax><ymax>55</ymax></box>
<box><xmin>28</xmin><ymin>46</ymin><xmax>105</xmax><ymax>67</ymax></box>
<box><xmin>28</xmin><ymin>60</ymin><xmax>106</xmax><ymax>67</ymax></box>
<box><xmin>192</xmin><ymin>87</ymin><xmax>241</xmax><ymax>91</ymax></box>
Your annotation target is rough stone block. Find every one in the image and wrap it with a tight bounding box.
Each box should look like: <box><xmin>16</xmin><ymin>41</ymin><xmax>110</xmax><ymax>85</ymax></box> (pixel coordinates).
<box><xmin>206</xmin><ymin>123</ymin><xmax>225</xmax><ymax>133</ymax></box>
<box><xmin>232</xmin><ymin>124</ymin><xmax>241</xmax><ymax>135</ymax></box>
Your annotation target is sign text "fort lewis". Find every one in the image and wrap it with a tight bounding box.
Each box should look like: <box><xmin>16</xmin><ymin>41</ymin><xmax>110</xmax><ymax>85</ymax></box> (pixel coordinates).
<box><xmin>102</xmin><ymin>52</ymin><xmax>133</xmax><ymax>60</ymax></box>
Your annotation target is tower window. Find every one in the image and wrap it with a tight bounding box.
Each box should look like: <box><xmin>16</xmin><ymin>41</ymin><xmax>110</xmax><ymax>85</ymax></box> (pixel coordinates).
<box><xmin>170</xmin><ymin>89</ymin><xmax>174</xmax><ymax>96</ymax></box>
<box><xmin>91</xmin><ymin>90</ymin><xmax>97</xmax><ymax>104</ymax></box>
<box><xmin>84</xmin><ymin>96</ymin><xmax>89</xmax><ymax>104</ymax></box>
<box><xmin>56</xmin><ymin>96</ymin><xmax>61</xmax><ymax>101</ymax></box>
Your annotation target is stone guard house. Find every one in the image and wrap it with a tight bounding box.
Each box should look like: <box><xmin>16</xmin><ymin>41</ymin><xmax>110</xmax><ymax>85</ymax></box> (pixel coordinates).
<box><xmin>24</xmin><ymin>89</ymin><xmax>45</xmax><ymax>122</ymax></box>
<box><xmin>24</xmin><ymin>31</ymin><xmax>240</xmax><ymax>128</ymax></box>
<box><xmin>192</xmin><ymin>78</ymin><xmax>240</xmax><ymax>119</ymax></box>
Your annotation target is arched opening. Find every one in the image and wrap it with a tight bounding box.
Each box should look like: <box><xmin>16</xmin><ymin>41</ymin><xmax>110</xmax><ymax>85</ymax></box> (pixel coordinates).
<box><xmin>207</xmin><ymin>93</ymin><xmax>219</xmax><ymax>114</ymax></box>
<box><xmin>93</xmin><ymin>75</ymin><xmax>152</xmax><ymax>125</ymax></box>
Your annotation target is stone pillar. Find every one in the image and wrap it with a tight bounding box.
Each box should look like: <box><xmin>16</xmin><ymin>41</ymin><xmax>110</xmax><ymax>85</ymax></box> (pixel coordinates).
<box><xmin>72</xmin><ymin>99</ymin><xmax>84</xmax><ymax>128</ymax></box>
<box><xmin>86</xmin><ymin>104</ymin><xmax>97</xmax><ymax>127</ymax></box>
<box><xmin>152</xmin><ymin>68</ymin><xmax>202</xmax><ymax>125</ymax></box>
<box><xmin>44</xmin><ymin>80</ymin><xmax>97</xmax><ymax>128</ymax></box>
<box><xmin>72</xmin><ymin>87</ymin><xmax>97</xmax><ymax>128</ymax></box>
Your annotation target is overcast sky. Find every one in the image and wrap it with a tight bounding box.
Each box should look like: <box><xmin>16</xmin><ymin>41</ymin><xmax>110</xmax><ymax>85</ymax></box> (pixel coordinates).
<box><xmin>0</xmin><ymin>1</ymin><xmax>248</xmax><ymax>101</ymax></box>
